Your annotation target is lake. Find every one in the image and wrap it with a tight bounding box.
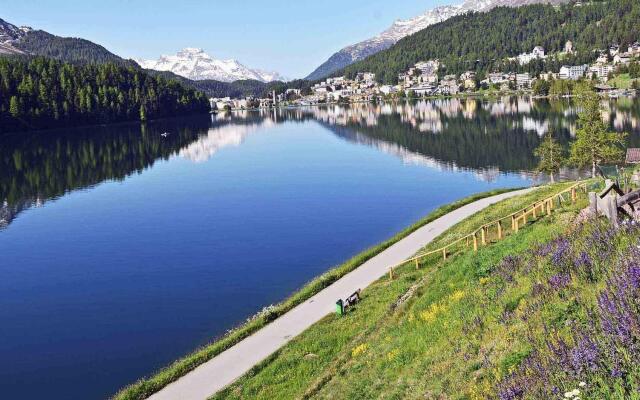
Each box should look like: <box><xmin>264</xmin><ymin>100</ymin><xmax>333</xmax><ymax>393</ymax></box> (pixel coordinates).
<box><xmin>1</xmin><ymin>97</ymin><xmax>638</xmax><ymax>399</ymax></box>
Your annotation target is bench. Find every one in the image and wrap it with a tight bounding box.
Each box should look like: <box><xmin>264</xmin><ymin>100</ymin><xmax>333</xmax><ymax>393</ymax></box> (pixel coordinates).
<box><xmin>336</xmin><ymin>289</ymin><xmax>361</xmax><ymax>316</ymax></box>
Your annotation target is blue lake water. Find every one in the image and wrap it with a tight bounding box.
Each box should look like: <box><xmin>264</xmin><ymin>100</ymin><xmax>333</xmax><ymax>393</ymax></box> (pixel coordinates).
<box><xmin>1</xmin><ymin>98</ymin><xmax>638</xmax><ymax>399</ymax></box>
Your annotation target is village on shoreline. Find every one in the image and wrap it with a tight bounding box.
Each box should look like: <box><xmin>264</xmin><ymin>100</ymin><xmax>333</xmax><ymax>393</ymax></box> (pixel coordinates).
<box><xmin>211</xmin><ymin>40</ymin><xmax>640</xmax><ymax>112</ymax></box>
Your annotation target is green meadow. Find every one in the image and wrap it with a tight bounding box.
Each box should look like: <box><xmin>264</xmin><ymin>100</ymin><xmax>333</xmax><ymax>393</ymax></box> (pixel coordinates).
<box><xmin>214</xmin><ymin>181</ymin><xmax>640</xmax><ymax>399</ymax></box>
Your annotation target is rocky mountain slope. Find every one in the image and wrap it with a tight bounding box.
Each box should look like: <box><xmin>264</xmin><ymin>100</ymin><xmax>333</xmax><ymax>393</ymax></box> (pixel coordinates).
<box><xmin>0</xmin><ymin>18</ymin><xmax>30</xmax><ymax>54</ymax></box>
<box><xmin>136</xmin><ymin>48</ymin><xmax>287</xmax><ymax>83</ymax></box>
<box><xmin>305</xmin><ymin>0</ymin><xmax>569</xmax><ymax>80</ymax></box>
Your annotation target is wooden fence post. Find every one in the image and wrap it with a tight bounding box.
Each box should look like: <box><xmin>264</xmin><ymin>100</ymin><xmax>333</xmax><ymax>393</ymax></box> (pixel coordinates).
<box><xmin>442</xmin><ymin>248</ymin><xmax>447</xmax><ymax>260</ymax></box>
<box><xmin>511</xmin><ymin>215</ymin><xmax>516</xmax><ymax>231</ymax></box>
<box><xmin>514</xmin><ymin>217</ymin><xmax>519</xmax><ymax>233</ymax></box>
<box><xmin>481</xmin><ymin>227</ymin><xmax>486</xmax><ymax>245</ymax></box>
<box><xmin>532</xmin><ymin>204</ymin><xmax>537</xmax><ymax>219</ymax></box>
<box><xmin>497</xmin><ymin>221</ymin><xmax>502</xmax><ymax>240</ymax></box>
<box><xmin>473</xmin><ymin>234</ymin><xmax>478</xmax><ymax>252</ymax></box>
<box><xmin>415</xmin><ymin>258</ymin><xmax>419</xmax><ymax>270</ymax></box>
<box><xmin>571</xmin><ymin>188</ymin><xmax>576</xmax><ymax>203</ymax></box>
<box><xmin>389</xmin><ymin>267</ymin><xmax>394</xmax><ymax>280</ymax></box>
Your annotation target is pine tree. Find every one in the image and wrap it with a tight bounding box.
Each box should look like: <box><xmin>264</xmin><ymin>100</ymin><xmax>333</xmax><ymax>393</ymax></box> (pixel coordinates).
<box><xmin>9</xmin><ymin>96</ymin><xmax>20</xmax><ymax>118</ymax></box>
<box><xmin>534</xmin><ymin>131</ymin><xmax>564</xmax><ymax>183</ymax></box>
<box><xmin>569</xmin><ymin>91</ymin><xmax>627</xmax><ymax>177</ymax></box>
<box><xmin>139</xmin><ymin>103</ymin><xmax>147</xmax><ymax>121</ymax></box>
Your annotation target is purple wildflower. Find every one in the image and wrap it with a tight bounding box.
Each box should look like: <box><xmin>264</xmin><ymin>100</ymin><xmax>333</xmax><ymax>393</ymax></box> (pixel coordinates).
<box><xmin>498</xmin><ymin>385</ymin><xmax>524</xmax><ymax>400</ymax></box>
<box><xmin>548</xmin><ymin>273</ymin><xmax>571</xmax><ymax>290</ymax></box>
<box><xmin>534</xmin><ymin>242</ymin><xmax>555</xmax><ymax>257</ymax></box>
<box><xmin>551</xmin><ymin>238</ymin><xmax>571</xmax><ymax>266</ymax></box>
<box><xmin>569</xmin><ymin>335</ymin><xmax>600</xmax><ymax>375</ymax></box>
<box><xmin>574</xmin><ymin>251</ymin><xmax>592</xmax><ymax>269</ymax></box>
<box><xmin>628</xmin><ymin>265</ymin><xmax>640</xmax><ymax>289</ymax></box>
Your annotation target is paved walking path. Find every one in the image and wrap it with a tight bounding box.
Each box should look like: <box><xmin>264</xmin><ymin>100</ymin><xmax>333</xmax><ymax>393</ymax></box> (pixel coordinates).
<box><xmin>149</xmin><ymin>188</ymin><xmax>534</xmax><ymax>400</ymax></box>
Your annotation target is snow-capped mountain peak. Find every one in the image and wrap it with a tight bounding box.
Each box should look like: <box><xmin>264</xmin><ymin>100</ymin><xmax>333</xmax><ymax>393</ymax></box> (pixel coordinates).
<box><xmin>135</xmin><ymin>48</ymin><xmax>287</xmax><ymax>83</ymax></box>
<box><xmin>306</xmin><ymin>0</ymin><xmax>568</xmax><ymax>80</ymax></box>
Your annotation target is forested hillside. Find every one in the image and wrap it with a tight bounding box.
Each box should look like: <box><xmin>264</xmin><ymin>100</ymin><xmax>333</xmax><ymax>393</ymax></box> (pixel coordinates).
<box><xmin>0</xmin><ymin>57</ymin><xmax>210</xmax><ymax>133</ymax></box>
<box><xmin>340</xmin><ymin>0</ymin><xmax>640</xmax><ymax>83</ymax></box>
<box><xmin>14</xmin><ymin>30</ymin><xmax>135</xmax><ymax>66</ymax></box>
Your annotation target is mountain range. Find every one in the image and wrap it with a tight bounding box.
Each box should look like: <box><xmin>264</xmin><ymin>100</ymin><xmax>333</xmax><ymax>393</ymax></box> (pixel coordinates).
<box><xmin>0</xmin><ymin>17</ymin><xmax>135</xmax><ymax>66</ymax></box>
<box><xmin>135</xmin><ymin>48</ymin><xmax>286</xmax><ymax>83</ymax></box>
<box><xmin>305</xmin><ymin>0</ymin><xmax>569</xmax><ymax>80</ymax></box>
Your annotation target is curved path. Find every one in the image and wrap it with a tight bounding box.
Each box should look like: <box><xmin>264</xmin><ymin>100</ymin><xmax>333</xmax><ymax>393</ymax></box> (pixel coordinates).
<box><xmin>149</xmin><ymin>187</ymin><xmax>534</xmax><ymax>400</ymax></box>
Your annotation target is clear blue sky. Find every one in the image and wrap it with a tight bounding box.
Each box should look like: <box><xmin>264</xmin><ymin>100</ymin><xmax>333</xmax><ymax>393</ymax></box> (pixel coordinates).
<box><xmin>2</xmin><ymin>0</ymin><xmax>450</xmax><ymax>78</ymax></box>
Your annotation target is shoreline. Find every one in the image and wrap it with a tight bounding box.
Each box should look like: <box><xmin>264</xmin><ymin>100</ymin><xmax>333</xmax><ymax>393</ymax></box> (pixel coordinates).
<box><xmin>221</xmin><ymin>91</ymin><xmax>637</xmax><ymax>113</ymax></box>
<box><xmin>113</xmin><ymin>187</ymin><xmax>524</xmax><ymax>400</ymax></box>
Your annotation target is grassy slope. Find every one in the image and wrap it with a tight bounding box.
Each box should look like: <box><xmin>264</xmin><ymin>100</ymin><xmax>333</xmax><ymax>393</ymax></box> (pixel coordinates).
<box><xmin>114</xmin><ymin>188</ymin><xmax>519</xmax><ymax>399</ymax></box>
<box><xmin>215</xmin><ymin>181</ymin><xmax>640</xmax><ymax>400</ymax></box>
<box><xmin>608</xmin><ymin>74</ymin><xmax>639</xmax><ymax>90</ymax></box>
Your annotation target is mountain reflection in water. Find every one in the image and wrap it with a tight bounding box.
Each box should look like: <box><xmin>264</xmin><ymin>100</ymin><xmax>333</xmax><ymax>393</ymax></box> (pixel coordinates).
<box><xmin>2</xmin><ymin>96</ymin><xmax>640</xmax><ymax>400</ymax></box>
<box><xmin>2</xmin><ymin>97</ymin><xmax>640</xmax><ymax>231</ymax></box>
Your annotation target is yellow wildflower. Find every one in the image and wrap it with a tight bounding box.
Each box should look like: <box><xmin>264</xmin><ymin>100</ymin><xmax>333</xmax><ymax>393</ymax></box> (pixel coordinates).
<box><xmin>450</xmin><ymin>289</ymin><xmax>465</xmax><ymax>302</ymax></box>
<box><xmin>420</xmin><ymin>303</ymin><xmax>444</xmax><ymax>322</ymax></box>
<box><xmin>351</xmin><ymin>343</ymin><xmax>368</xmax><ymax>357</ymax></box>
<box><xmin>387</xmin><ymin>348</ymin><xmax>399</xmax><ymax>361</ymax></box>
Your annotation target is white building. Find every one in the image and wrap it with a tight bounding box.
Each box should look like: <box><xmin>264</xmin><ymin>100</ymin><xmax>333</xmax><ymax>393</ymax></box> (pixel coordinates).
<box><xmin>596</xmin><ymin>53</ymin><xmax>609</xmax><ymax>64</ymax></box>
<box><xmin>326</xmin><ymin>76</ymin><xmax>345</xmax><ymax>85</ymax></box>
<box><xmin>589</xmin><ymin>64</ymin><xmax>615</xmax><ymax>80</ymax></box>
<box><xmin>609</xmin><ymin>44</ymin><xmax>620</xmax><ymax>56</ymax></box>
<box><xmin>405</xmin><ymin>83</ymin><xmax>436</xmax><ymax>96</ymax></box>
<box><xmin>312</xmin><ymin>85</ymin><xmax>328</xmax><ymax>94</ymax></box>
<box><xmin>210</xmin><ymin>97</ymin><xmax>233</xmax><ymax>110</ymax></box>
<box><xmin>613</xmin><ymin>54</ymin><xmax>631</xmax><ymax>65</ymax></box>
<box><xmin>414</xmin><ymin>60</ymin><xmax>439</xmax><ymax>75</ymax></box>
<box><xmin>559</xmin><ymin>65</ymin><xmax>588</xmax><ymax>80</ymax></box>
<box><xmin>564</xmin><ymin>40</ymin><xmax>574</xmax><ymax>54</ymax></box>
<box><xmin>379</xmin><ymin>85</ymin><xmax>398</xmax><ymax>95</ymax></box>
<box><xmin>516</xmin><ymin>73</ymin><xmax>533</xmax><ymax>89</ymax></box>
<box><xmin>487</xmin><ymin>73</ymin><xmax>508</xmax><ymax>85</ymax></box>
<box><xmin>356</xmin><ymin>72</ymin><xmax>376</xmax><ymax>83</ymax></box>
<box><xmin>518</xmin><ymin>46</ymin><xmax>546</xmax><ymax>65</ymax></box>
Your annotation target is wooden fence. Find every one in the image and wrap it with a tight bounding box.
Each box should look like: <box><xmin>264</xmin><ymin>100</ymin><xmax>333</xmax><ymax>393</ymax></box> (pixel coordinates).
<box><xmin>387</xmin><ymin>182</ymin><xmax>590</xmax><ymax>280</ymax></box>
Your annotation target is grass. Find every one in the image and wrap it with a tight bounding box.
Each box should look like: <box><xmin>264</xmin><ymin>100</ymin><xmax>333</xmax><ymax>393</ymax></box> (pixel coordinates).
<box><xmin>212</xmin><ymin>182</ymin><xmax>595</xmax><ymax>399</ymax></box>
<box><xmin>608</xmin><ymin>73</ymin><xmax>639</xmax><ymax>90</ymax></box>
<box><xmin>113</xmin><ymin>187</ymin><xmax>521</xmax><ymax>400</ymax></box>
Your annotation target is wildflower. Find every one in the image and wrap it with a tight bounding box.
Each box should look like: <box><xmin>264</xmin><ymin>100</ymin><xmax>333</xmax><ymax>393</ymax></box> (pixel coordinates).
<box><xmin>450</xmin><ymin>289</ymin><xmax>465</xmax><ymax>301</ymax></box>
<box><xmin>387</xmin><ymin>348</ymin><xmax>399</xmax><ymax>361</ymax></box>
<box><xmin>498</xmin><ymin>385</ymin><xmax>524</xmax><ymax>400</ymax></box>
<box><xmin>351</xmin><ymin>343</ymin><xmax>368</xmax><ymax>357</ymax></box>
<box><xmin>551</xmin><ymin>238</ymin><xmax>571</xmax><ymax>266</ymax></box>
<box><xmin>420</xmin><ymin>303</ymin><xmax>444</xmax><ymax>322</ymax></box>
<box><xmin>578</xmin><ymin>381</ymin><xmax>586</xmax><ymax>387</ymax></box>
<box><xmin>564</xmin><ymin>388</ymin><xmax>580</xmax><ymax>398</ymax></box>
<box><xmin>574</xmin><ymin>251</ymin><xmax>592</xmax><ymax>269</ymax></box>
<box><xmin>534</xmin><ymin>241</ymin><xmax>555</xmax><ymax>257</ymax></box>
<box><xmin>548</xmin><ymin>273</ymin><xmax>571</xmax><ymax>290</ymax></box>
<box><xmin>569</xmin><ymin>335</ymin><xmax>600</xmax><ymax>374</ymax></box>
<box><xmin>495</xmin><ymin>255</ymin><xmax>521</xmax><ymax>282</ymax></box>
